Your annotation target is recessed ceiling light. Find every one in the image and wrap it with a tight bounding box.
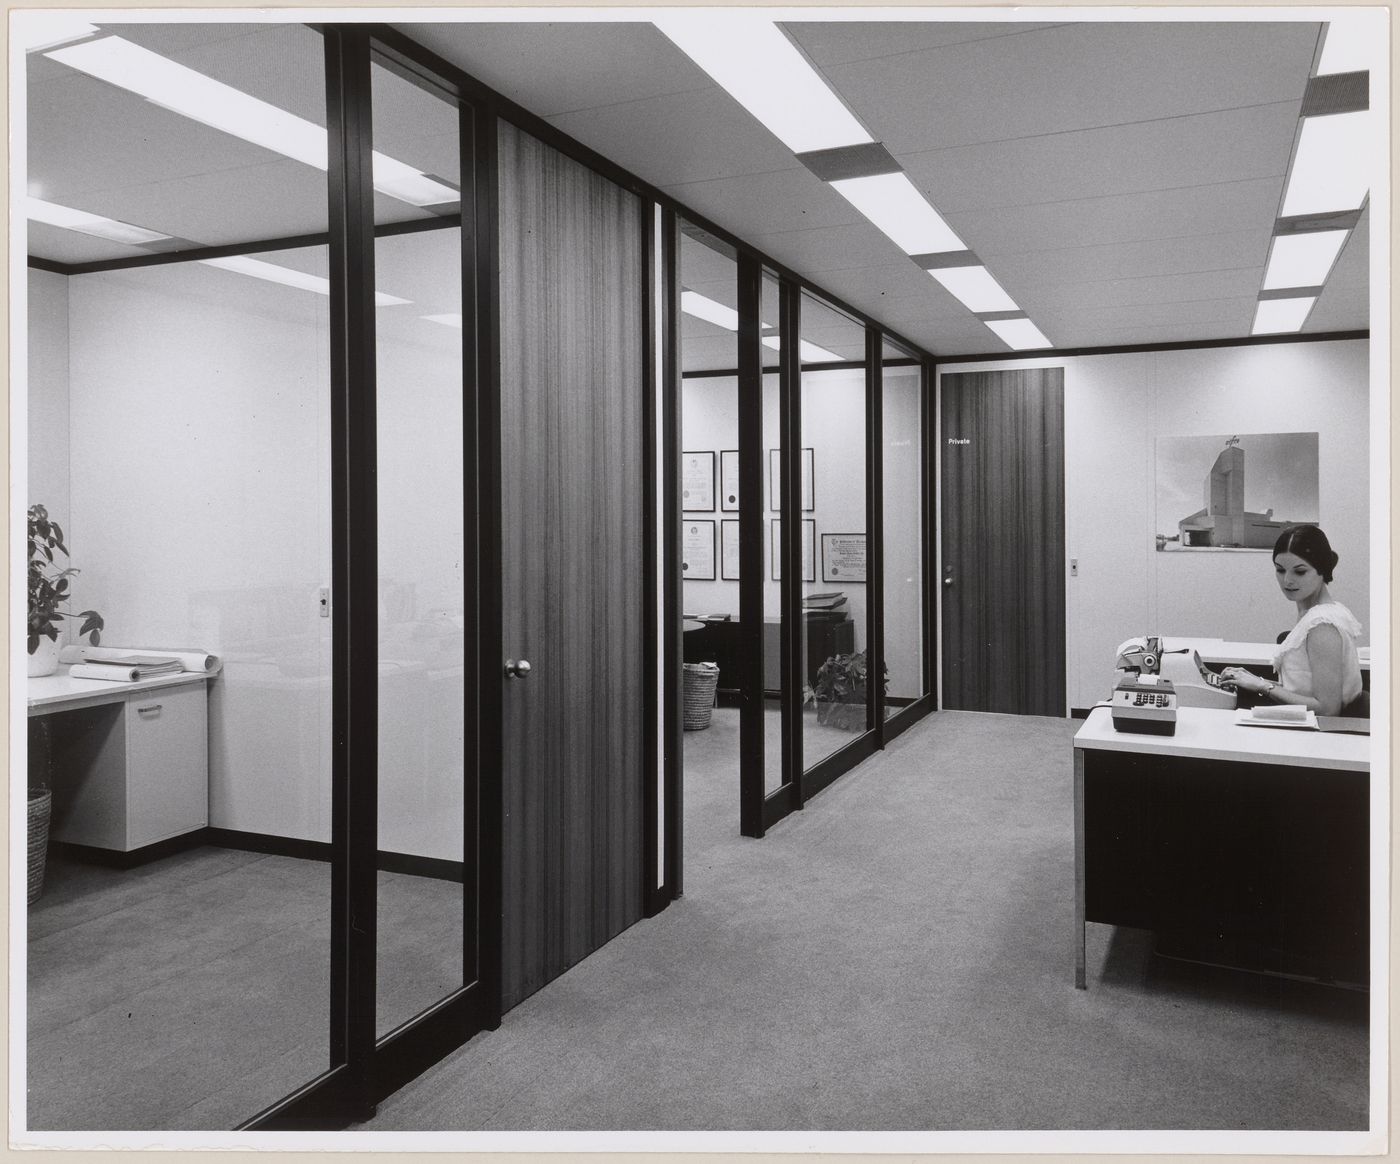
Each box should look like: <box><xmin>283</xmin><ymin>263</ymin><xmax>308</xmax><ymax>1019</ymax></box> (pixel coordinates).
<box><xmin>1280</xmin><ymin>110</ymin><xmax>1371</xmax><ymax>217</ymax></box>
<box><xmin>681</xmin><ymin>290</ymin><xmax>740</xmax><ymax>331</ymax></box>
<box><xmin>27</xmin><ymin>197</ymin><xmax>171</xmax><ymax>245</ymax></box>
<box><xmin>20</xmin><ymin>16</ymin><xmax>99</xmax><ymax>53</ymax></box>
<box><xmin>829</xmin><ymin>172</ymin><xmax>965</xmax><ymax>256</ymax></box>
<box><xmin>1317</xmin><ymin>21</ymin><xmax>1372</xmax><ymax>75</ymax></box>
<box><xmin>200</xmin><ymin>255</ymin><xmax>410</xmax><ymax>307</ymax></box>
<box><xmin>761</xmin><ymin>336</ymin><xmax>842</xmax><ymax>363</ymax></box>
<box><xmin>1251</xmin><ymin>296</ymin><xmax>1316</xmax><ymax>335</ymax></box>
<box><xmin>1261</xmin><ymin>230</ymin><xmax>1349</xmax><ymax>290</ymax></box>
<box><xmin>653</xmin><ymin>17</ymin><xmax>871</xmax><ymax>154</ymax></box>
<box><xmin>423</xmin><ymin>313</ymin><xmax>463</xmax><ymax>328</ymax></box>
<box><xmin>985</xmin><ymin>318</ymin><xmax>1052</xmax><ymax>351</ymax></box>
<box><xmin>46</xmin><ymin>36</ymin><xmax>458</xmax><ymax>209</ymax></box>
<box><xmin>927</xmin><ymin>265</ymin><xmax>1019</xmax><ymax>314</ymax></box>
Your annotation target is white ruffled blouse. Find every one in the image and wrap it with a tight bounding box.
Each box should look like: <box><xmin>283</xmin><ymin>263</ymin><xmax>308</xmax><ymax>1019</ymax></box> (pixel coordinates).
<box><xmin>1271</xmin><ymin>601</ymin><xmax>1364</xmax><ymax>706</ymax></box>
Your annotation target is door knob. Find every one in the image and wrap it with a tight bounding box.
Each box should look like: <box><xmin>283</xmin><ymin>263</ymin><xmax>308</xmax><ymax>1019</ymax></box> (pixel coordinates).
<box><xmin>943</xmin><ymin>575</ymin><xmax>954</xmax><ymax>586</ymax></box>
<box><xmin>505</xmin><ymin>659</ymin><xmax>532</xmax><ymax>679</ymax></box>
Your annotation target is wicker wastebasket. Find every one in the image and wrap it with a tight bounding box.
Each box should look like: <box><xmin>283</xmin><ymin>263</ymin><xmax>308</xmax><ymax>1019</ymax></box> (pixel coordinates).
<box><xmin>682</xmin><ymin>662</ymin><xmax>721</xmax><ymax>730</ymax></box>
<box><xmin>28</xmin><ymin>790</ymin><xmax>51</xmax><ymax>905</ymax></box>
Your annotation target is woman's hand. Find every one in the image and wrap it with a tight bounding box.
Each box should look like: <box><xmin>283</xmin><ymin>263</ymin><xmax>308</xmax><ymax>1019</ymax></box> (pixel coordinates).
<box><xmin>1220</xmin><ymin>666</ymin><xmax>1269</xmax><ymax>694</ymax></box>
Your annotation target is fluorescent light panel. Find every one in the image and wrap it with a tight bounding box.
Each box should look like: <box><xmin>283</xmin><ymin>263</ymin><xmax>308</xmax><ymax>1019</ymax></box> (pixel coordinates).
<box><xmin>680</xmin><ymin>290</ymin><xmax>740</xmax><ymax>331</ymax></box>
<box><xmin>927</xmin><ymin>265</ymin><xmax>1019</xmax><ymax>314</ymax></box>
<box><xmin>27</xmin><ymin>197</ymin><xmax>171</xmax><ymax>245</ymax></box>
<box><xmin>830</xmin><ymin>172</ymin><xmax>965</xmax><ymax>256</ymax></box>
<box><xmin>1252</xmin><ymin>296</ymin><xmax>1315</xmax><ymax>334</ymax></box>
<box><xmin>46</xmin><ymin>36</ymin><xmax>457</xmax><ymax>209</ymax></box>
<box><xmin>423</xmin><ymin>313</ymin><xmax>463</xmax><ymax>328</ymax></box>
<box><xmin>985</xmin><ymin>318</ymin><xmax>1052</xmax><ymax>351</ymax></box>
<box><xmin>653</xmin><ymin>17</ymin><xmax>870</xmax><ymax>154</ymax></box>
<box><xmin>200</xmin><ymin>255</ymin><xmax>410</xmax><ymax>306</ymax></box>
<box><xmin>1262</xmin><ymin>230</ymin><xmax>1348</xmax><ymax>290</ymax></box>
<box><xmin>1280</xmin><ymin>110</ymin><xmax>1371</xmax><ymax>216</ymax></box>
<box><xmin>1317</xmin><ymin>21</ymin><xmax>1372</xmax><ymax>75</ymax></box>
<box><xmin>761</xmin><ymin>336</ymin><xmax>842</xmax><ymax>363</ymax></box>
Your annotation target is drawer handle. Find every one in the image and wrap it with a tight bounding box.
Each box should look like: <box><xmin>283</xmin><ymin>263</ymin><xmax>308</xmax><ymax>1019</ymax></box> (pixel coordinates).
<box><xmin>137</xmin><ymin>704</ymin><xmax>163</xmax><ymax>716</ymax></box>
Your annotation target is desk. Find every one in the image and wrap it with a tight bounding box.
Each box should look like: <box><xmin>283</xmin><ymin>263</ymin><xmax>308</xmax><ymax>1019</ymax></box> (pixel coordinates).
<box><xmin>30</xmin><ymin>668</ymin><xmax>215</xmax><ymax>854</ymax></box>
<box><xmin>1074</xmin><ymin>707</ymin><xmax>1369</xmax><ymax>989</ymax></box>
<box><xmin>683</xmin><ymin>616</ymin><xmax>854</xmax><ymax>694</ymax></box>
<box><xmin>1165</xmin><ymin>636</ymin><xmax>1371</xmax><ymax>683</ymax></box>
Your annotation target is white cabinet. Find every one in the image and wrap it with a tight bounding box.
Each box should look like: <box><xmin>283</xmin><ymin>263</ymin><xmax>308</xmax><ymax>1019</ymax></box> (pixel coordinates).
<box><xmin>49</xmin><ymin>679</ymin><xmax>209</xmax><ymax>852</ymax></box>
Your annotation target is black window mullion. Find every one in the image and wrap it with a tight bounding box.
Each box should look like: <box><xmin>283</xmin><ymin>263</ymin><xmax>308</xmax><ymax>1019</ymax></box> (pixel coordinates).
<box><xmin>660</xmin><ymin>207</ymin><xmax>684</xmax><ymax>896</ymax></box>
<box><xmin>779</xmin><ymin>282</ymin><xmax>804</xmax><ymax>806</ymax></box>
<box><xmin>324</xmin><ymin>26</ymin><xmax>379</xmax><ymax>1114</ymax></box>
<box><xmin>867</xmin><ymin>328</ymin><xmax>885</xmax><ymax>736</ymax></box>
<box><xmin>737</xmin><ymin>254</ymin><xmax>766</xmax><ymax>837</ymax></box>
<box><xmin>924</xmin><ymin>359</ymin><xmax>937</xmax><ymax>704</ymax></box>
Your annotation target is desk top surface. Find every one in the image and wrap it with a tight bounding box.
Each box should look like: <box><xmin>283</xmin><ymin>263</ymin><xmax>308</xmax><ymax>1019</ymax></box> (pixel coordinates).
<box><xmin>1165</xmin><ymin>636</ymin><xmax>1371</xmax><ymax>669</ymax></box>
<box><xmin>1075</xmin><ymin>706</ymin><xmax>1370</xmax><ymax>772</ymax></box>
<box><xmin>29</xmin><ymin>667</ymin><xmax>214</xmax><ymax>715</ymax></box>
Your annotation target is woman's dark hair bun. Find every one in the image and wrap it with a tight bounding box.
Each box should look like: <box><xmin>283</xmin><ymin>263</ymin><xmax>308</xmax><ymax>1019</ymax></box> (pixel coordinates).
<box><xmin>1273</xmin><ymin>524</ymin><xmax>1338</xmax><ymax>583</ymax></box>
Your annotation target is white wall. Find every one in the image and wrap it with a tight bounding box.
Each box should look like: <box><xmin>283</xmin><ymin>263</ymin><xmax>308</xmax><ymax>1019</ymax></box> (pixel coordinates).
<box><xmin>27</xmin><ymin>270</ymin><xmax>71</xmax><ymax>586</ymax></box>
<box><xmin>681</xmin><ymin>369</ymin><xmax>869</xmax><ymax>653</ymax></box>
<box><xmin>63</xmin><ymin>258</ymin><xmax>467</xmax><ymax>858</ymax></box>
<box><xmin>937</xmin><ymin>339</ymin><xmax>1370</xmax><ymax>709</ymax></box>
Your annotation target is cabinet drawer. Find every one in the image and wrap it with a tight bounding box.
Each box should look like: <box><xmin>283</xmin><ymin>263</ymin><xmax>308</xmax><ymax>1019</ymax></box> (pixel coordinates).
<box><xmin>126</xmin><ymin>684</ymin><xmax>208</xmax><ymax>849</ymax></box>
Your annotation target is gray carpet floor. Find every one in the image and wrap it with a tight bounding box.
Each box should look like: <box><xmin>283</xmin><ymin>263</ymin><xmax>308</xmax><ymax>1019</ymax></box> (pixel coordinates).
<box><xmin>360</xmin><ymin>709</ymin><xmax>1369</xmax><ymax>1132</ymax></box>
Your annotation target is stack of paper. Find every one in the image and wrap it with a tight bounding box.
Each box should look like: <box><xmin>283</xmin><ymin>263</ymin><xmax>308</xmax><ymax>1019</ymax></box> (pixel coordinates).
<box><xmin>69</xmin><ymin>654</ymin><xmax>183</xmax><ymax>683</ymax></box>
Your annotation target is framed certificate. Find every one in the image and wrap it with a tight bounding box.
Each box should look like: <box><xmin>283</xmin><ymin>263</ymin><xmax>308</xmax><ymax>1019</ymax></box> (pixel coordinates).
<box><xmin>719</xmin><ymin>450</ymin><xmax>740</xmax><ymax>512</ymax></box>
<box><xmin>769</xmin><ymin>518</ymin><xmax>815</xmax><ymax>582</ymax></box>
<box><xmin>681</xmin><ymin>450</ymin><xmax>715</xmax><ymax>512</ymax></box>
<box><xmin>682</xmin><ymin>520</ymin><xmax>716</xmax><ymax>580</ymax></box>
<box><xmin>821</xmin><ymin>532</ymin><xmax>867</xmax><ymax>583</ymax></box>
<box><xmin>720</xmin><ymin>520</ymin><xmax>740</xmax><ymax>580</ymax></box>
<box><xmin>768</xmin><ymin>447</ymin><xmax>815</xmax><ymax>511</ymax></box>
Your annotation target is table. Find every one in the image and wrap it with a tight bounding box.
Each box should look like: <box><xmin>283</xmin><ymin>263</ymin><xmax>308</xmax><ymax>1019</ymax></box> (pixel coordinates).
<box><xmin>29</xmin><ymin>667</ymin><xmax>216</xmax><ymax>854</ymax></box>
<box><xmin>1073</xmin><ymin>706</ymin><xmax>1370</xmax><ymax>989</ymax></box>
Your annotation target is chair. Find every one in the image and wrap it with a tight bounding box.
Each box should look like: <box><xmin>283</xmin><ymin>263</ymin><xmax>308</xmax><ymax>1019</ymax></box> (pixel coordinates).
<box><xmin>1340</xmin><ymin>689</ymin><xmax>1370</xmax><ymax>719</ymax></box>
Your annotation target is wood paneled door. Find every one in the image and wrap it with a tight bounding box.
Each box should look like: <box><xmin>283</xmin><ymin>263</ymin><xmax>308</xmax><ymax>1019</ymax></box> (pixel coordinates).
<box><xmin>495</xmin><ymin>123</ymin><xmax>647</xmax><ymax>1010</ymax></box>
<box><xmin>940</xmin><ymin>367</ymin><xmax>1066</xmax><ymax>716</ymax></box>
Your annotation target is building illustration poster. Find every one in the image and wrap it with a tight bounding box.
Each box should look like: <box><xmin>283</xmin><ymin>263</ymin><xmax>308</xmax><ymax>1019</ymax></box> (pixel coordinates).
<box><xmin>1155</xmin><ymin>432</ymin><xmax>1319</xmax><ymax>551</ymax></box>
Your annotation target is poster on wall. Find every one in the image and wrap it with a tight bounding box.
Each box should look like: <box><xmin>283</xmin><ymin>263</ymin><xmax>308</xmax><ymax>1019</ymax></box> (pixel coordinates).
<box><xmin>720</xmin><ymin>450</ymin><xmax>740</xmax><ymax>511</ymax></box>
<box><xmin>770</xmin><ymin>518</ymin><xmax>815</xmax><ymax>581</ymax></box>
<box><xmin>682</xmin><ymin>520</ymin><xmax>716</xmax><ymax>580</ymax></box>
<box><xmin>767</xmin><ymin>447</ymin><xmax>815</xmax><ymax>511</ymax></box>
<box><xmin>681</xmin><ymin>450</ymin><xmax>715</xmax><ymax>511</ymax></box>
<box><xmin>1154</xmin><ymin>432</ymin><xmax>1319</xmax><ymax>551</ymax></box>
<box><xmin>721</xmin><ymin>520</ymin><xmax>740</xmax><ymax>580</ymax></box>
<box><xmin>821</xmin><ymin>532</ymin><xmax>867</xmax><ymax>582</ymax></box>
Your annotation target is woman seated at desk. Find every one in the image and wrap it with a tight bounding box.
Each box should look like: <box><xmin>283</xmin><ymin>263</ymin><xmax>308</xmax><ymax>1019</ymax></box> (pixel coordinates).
<box><xmin>1221</xmin><ymin>525</ymin><xmax>1364</xmax><ymax>718</ymax></box>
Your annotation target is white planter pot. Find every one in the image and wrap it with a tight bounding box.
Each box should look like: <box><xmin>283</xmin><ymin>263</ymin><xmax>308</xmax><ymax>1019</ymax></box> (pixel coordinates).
<box><xmin>27</xmin><ymin>637</ymin><xmax>60</xmax><ymax>677</ymax></box>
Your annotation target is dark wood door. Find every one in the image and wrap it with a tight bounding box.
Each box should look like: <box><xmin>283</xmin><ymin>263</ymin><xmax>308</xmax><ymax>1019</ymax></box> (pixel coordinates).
<box><xmin>496</xmin><ymin>124</ymin><xmax>645</xmax><ymax>1010</ymax></box>
<box><xmin>940</xmin><ymin>368</ymin><xmax>1066</xmax><ymax>716</ymax></box>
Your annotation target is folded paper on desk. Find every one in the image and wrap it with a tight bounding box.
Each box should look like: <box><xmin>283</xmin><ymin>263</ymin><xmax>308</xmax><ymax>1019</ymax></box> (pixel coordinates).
<box><xmin>60</xmin><ymin>644</ymin><xmax>221</xmax><ymax>673</ymax></box>
<box><xmin>1235</xmin><ymin>706</ymin><xmax>1317</xmax><ymax>730</ymax></box>
<box><xmin>70</xmin><ymin>657</ymin><xmax>181</xmax><ymax>682</ymax></box>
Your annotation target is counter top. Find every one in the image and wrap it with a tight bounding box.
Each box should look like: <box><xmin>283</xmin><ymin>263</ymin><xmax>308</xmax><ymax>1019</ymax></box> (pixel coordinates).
<box><xmin>1165</xmin><ymin>636</ymin><xmax>1371</xmax><ymax>669</ymax></box>
<box><xmin>28</xmin><ymin>666</ymin><xmax>216</xmax><ymax>716</ymax></box>
<box><xmin>1074</xmin><ymin>706</ymin><xmax>1370</xmax><ymax>773</ymax></box>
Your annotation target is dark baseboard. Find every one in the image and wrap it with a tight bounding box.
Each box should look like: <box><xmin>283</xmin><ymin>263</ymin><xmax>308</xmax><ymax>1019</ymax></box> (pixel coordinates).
<box><xmin>206</xmin><ymin>827</ymin><xmax>464</xmax><ymax>882</ymax></box>
<box><xmin>51</xmin><ymin>830</ymin><xmax>209</xmax><ymax>869</ymax></box>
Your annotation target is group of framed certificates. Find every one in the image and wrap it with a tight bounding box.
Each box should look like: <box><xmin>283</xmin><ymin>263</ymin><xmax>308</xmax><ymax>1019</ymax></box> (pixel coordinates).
<box><xmin>681</xmin><ymin>447</ymin><xmax>868</xmax><ymax>582</ymax></box>
<box><xmin>680</xmin><ymin>448</ymin><xmax>816</xmax><ymax>514</ymax></box>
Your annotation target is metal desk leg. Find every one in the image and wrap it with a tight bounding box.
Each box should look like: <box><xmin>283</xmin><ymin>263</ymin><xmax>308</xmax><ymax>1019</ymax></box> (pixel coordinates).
<box><xmin>1074</xmin><ymin>746</ymin><xmax>1087</xmax><ymax>989</ymax></box>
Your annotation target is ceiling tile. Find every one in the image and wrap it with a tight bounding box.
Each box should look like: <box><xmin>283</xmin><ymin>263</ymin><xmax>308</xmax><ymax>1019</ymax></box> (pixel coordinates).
<box><xmin>1029</xmin><ymin>268</ymin><xmax>1264</xmax><ymax>313</ymax></box>
<box><xmin>1039</xmin><ymin>295</ymin><xmax>1259</xmax><ymax>333</ymax></box>
<box><xmin>395</xmin><ymin>22</ymin><xmax>706</xmax><ymax>116</ymax></box>
<box><xmin>950</xmin><ymin>177</ymin><xmax>1285</xmax><ymax>256</ymax></box>
<box><xmin>784</xmin><ymin>21</ymin><xmax>1068</xmax><ymax>66</ymax></box>
<box><xmin>899</xmin><ymin>102</ymin><xmax>1299</xmax><ymax>215</ymax></box>
<box><xmin>663</xmin><ymin>167</ymin><xmax>859</xmax><ymax>240</ymax></box>
<box><xmin>821</xmin><ymin>22</ymin><xmax>1319</xmax><ymax>153</ymax></box>
<box><xmin>989</xmin><ymin>229</ymin><xmax>1271</xmax><ymax>290</ymax></box>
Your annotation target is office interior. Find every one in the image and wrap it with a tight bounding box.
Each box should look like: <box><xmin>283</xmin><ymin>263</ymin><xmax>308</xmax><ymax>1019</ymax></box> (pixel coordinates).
<box><xmin>17</xmin><ymin>12</ymin><xmax>1381</xmax><ymax>1142</ymax></box>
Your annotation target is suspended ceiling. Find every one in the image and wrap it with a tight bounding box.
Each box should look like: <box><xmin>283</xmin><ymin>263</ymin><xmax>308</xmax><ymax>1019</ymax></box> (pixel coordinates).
<box><xmin>24</xmin><ymin>17</ymin><xmax>1371</xmax><ymax>364</ymax></box>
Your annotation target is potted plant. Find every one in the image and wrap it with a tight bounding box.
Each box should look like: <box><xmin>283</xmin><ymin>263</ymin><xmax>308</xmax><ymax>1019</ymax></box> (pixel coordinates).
<box><xmin>805</xmin><ymin>649</ymin><xmax>889</xmax><ymax>731</ymax></box>
<box><xmin>28</xmin><ymin>503</ymin><xmax>104</xmax><ymax>677</ymax></box>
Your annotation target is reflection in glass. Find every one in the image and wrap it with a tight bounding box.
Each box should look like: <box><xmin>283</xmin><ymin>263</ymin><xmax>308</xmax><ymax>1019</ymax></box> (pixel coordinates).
<box><xmin>883</xmin><ymin>341</ymin><xmax>925</xmax><ymax>719</ymax></box>
<box><xmin>371</xmin><ymin>59</ymin><xmax>466</xmax><ymax>1037</ymax></box>
<box><xmin>678</xmin><ymin>223</ymin><xmax>740</xmax><ymax>827</ymax></box>
<box><xmin>25</xmin><ymin>22</ymin><xmax>334</xmax><ymax>1131</ymax></box>
<box><xmin>761</xmin><ymin>274</ymin><xmax>785</xmax><ymax>793</ymax></box>
<box><xmin>800</xmin><ymin>293</ymin><xmax>868</xmax><ymax>770</ymax></box>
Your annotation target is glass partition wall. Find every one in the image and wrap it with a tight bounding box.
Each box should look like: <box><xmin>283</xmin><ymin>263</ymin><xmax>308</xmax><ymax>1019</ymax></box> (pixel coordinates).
<box><xmin>882</xmin><ymin>338</ymin><xmax>929</xmax><ymax>722</ymax></box>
